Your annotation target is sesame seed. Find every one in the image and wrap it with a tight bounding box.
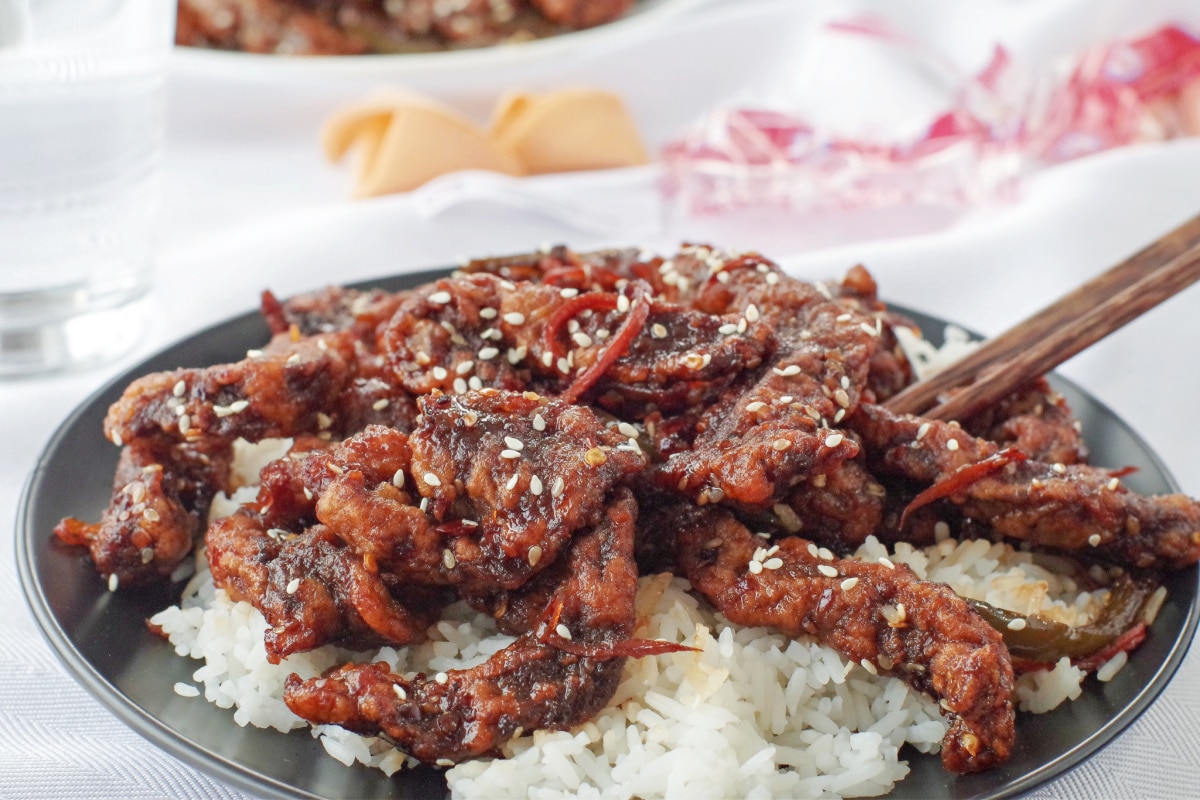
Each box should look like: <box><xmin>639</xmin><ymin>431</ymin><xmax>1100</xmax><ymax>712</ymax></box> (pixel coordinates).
<box><xmin>879</xmin><ymin>557</ymin><xmax>896</xmax><ymax>570</ymax></box>
<box><xmin>745</xmin><ymin>304</ymin><xmax>760</xmax><ymax>322</ymax></box>
<box><xmin>140</xmin><ymin>547</ymin><xmax>154</xmax><ymax>564</ymax></box>
<box><xmin>860</xmin><ymin>659</ymin><xmax>878</xmax><ymax>675</ymax></box>
<box><xmin>143</xmin><ymin>508</ymin><xmax>160</xmax><ymax>522</ymax></box>
<box><xmin>916</xmin><ymin>423</ymin><xmax>930</xmax><ymax>441</ymax></box>
<box><xmin>745</xmin><ymin>401</ymin><xmax>766</xmax><ymax>412</ymax></box>
<box><xmin>824</xmin><ymin>433</ymin><xmax>844</xmax><ymax>448</ymax></box>
<box><xmin>817</xmin><ymin>564</ymin><xmax>838</xmax><ymax>578</ymax></box>
<box><xmin>765</xmin><ymin>273</ymin><xmax>780</xmax><ymax>285</ymax></box>
<box><xmin>1007</xmin><ymin>618</ymin><xmax>1027</xmax><ymax>631</ymax></box>
<box><xmin>772</xmin><ymin>438</ymin><xmax>791</xmax><ymax>451</ymax></box>
<box><xmin>434</xmin><ymin>672</ymin><xmax>448</xmax><ymax>685</ymax></box>
<box><xmin>718</xmin><ymin>323</ymin><xmax>738</xmax><ymax>335</ymax></box>
<box><xmin>841</xmin><ymin>577</ymin><xmax>858</xmax><ymax>591</ymax></box>
<box><xmin>286</xmin><ymin>577</ymin><xmax>300</xmax><ymax>594</ymax></box>
<box><xmin>107</xmin><ymin>573</ymin><xmax>119</xmax><ymax>592</ymax></box>
<box><xmin>478</xmin><ymin>346</ymin><xmax>499</xmax><ymax>360</ymax></box>
<box><xmin>480</xmin><ymin>327</ymin><xmax>500</xmax><ymax>341</ymax></box>
<box><xmin>572</xmin><ymin>332</ymin><xmax>593</xmax><ymax>348</ymax></box>
<box><xmin>455</xmin><ymin>360</ymin><xmax>474</xmax><ymax>375</ymax></box>
<box><xmin>506</xmin><ymin>474</ymin><xmax>519</xmax><ymax>490</ymax></box>
<box><xmin>560</xmin><ymin>288</ymin><xmax>579</xmax><ymax>298</ymax></box>
<box><xmin>764</xmin><ymin>557</ymin><xmax>784</xmax><ymax>570</ymax></box>
<box><xmin>584</xmin><ymin>448</ymin><xmax>607</xmax><ymax>466</ymax></box>
<box><xmin>530</xmin><ymin>475</ymin><xmax>543</xmax><ymax>495</ymax></box>
<box><xmin>178</xmin><ymin>415</ymin><xmax>192</xmax><ymax>435</ymax></box>
<box><xmin>172</xmin><ymin>380</ymin><xmax>186</xmax><ymax>397</ymax></box>
<box><xmin>507</xmin><ymin>346</ymin><xmax>527</xmax><ymax>364</ymax></box>
<box><xmin>372</xmin><ymin>398</ymin><xmax>390</xmax><ymax>411</ymax></box>
<box><xmin>833</xmin><ymin>409</ymin><xmax>846</xmax><ymax>424</ymax></box>
<box><xmin>429</xmin><ymin>291</ymin><xmax>452</xmax><ymax>304</ymax></box>
<box><xmin>500</xmin><ymin>449</ymin><xmax>520</xmax><ymax>459</ymax></box>
<box><xmin>443</xmin><ymin>549</ymin><xmax>456</xmax><ymax>569</ymax></box>
<box><xmin>286</xmin><ymin>353</ymin><xmax>302</xmax><ymax>366</ymax></box>
<box><xmin>424</xmin><ymin>472</ymin><xmax>442</xmax><ymax>487</ymax></box>
<box><xmin>468</xmin><ymin>376</ymin><xmax>483</xmax><ymax>390</ymax></box>
<box><xmin>818</xmin><ymin>548</ymin><xmax>834</xmax><ymax>561</ymax></box>
<box><xmin>503</xmin><ymin>312</ymin><xmax>526</xmax><ymax>325</ymax></box>
<box><xmin>934</xmin><ymin>521</ymin><xmax>950</xmax><ymax>541</ymax></box>
<box><xmin>435</xmin><ymin>758</ymin><xmax>454</xmax><ymax>768</ymax></box>
<box><xmin>453</xmin><ymin>378</ymin><xmax>468</xmax><ymax>394</ymax></box>
<box><xmin>651</xmin><ymin>323</ymin><xmax>668</xmax><ymax>339</ymax></box>
<box><xmin>528</xmin><ymin>545</ymin><xmax>543</xmax><ymax>566</ymax></box>
<box><xmin>479</xmin><ymin>307</ymin><xmax>498</xmax><ymax>319</ymax></box>
<box><xmin>532</xmin><ymin>413</ymin><xmax>547</xmax><ymax>431</ymax></box>
<box><xmin>1053</xmin><ymin>463</ymin><xmax>1067</xmax><ymax>474</ymax></box>
<box><xmin>555</xmin><ymin>624</ymin><xmax>572</xmax><ymax>640</ymax></box>
<box><xmin>393</xmin><ymin>684</ymin><xmax>407</xmax><ymax>700</ymax></box>
<box><xmin>860</xmin><ymin>322</ymin><xmax>877</xmax><ymax>336</ymax></box>
<box><xmin>748</xmin><ymin>560</ymin><xmax>764</xmax><ymax>574</ymax></box>
<box><xmin>834</xmin><ymin>389</ymin><xmax>850</xmax><ymax>408</ymax></box>
<box><xmin>836</xmin><ymin>313</ymin><xmax>852</xmax><ymax>322</ymax></box>
<box><xmin>551</xmin><ymin>477</ymin><xmax>565</xmax><ymax>497</ymax></box>
<box><xmin>617</xmin><ymin>295</ymin><xmax>630</xmax><ymax>313</ymax></box>
<box><xmin>419</xmin><ymin>497</ymin><xmax>429</xmax><ymax>512</ymax></box>
<box><xmin>504</xmin><ymin>436</ymin><xmax>524</xmax><ymax>451</ymax></box>
<box><xmin>1088</xmin><ymin>533</ymin><xmax>1102</xmax><ymax>547</ymax></box>
<box><xmin>946</xmin><ymin>439</ymin><xmax>960</xmax><ymax>451</ymax></box>
<box><xmin>1107</xmin><ymin>478</ymin><xmax>1120</xmax><ymax>490</ymax></box>
<box><xmin>557</xmin><ymin>357</ymin><xmax>571</xmax><ymax>374</ymax></box>
<box><xmin>432</xmin><ymin>366</ymin><xmax>448</xmax><ymax>381</ymax></box>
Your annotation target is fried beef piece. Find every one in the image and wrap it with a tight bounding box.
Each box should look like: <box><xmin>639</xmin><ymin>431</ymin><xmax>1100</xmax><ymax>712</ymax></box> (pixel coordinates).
<box><xmin>283</xmin><ymin>490</ymin><xmax>645</xmax><ymax>763</ymax></box>
<box><xmin>853</xmin><ymin>404</ymin><xmax>1200</xmax><ymax>569</ymax></box>
<box><xmin>654</xmin><ymin>262</ymin><xmax>876</xmax><ymax>509</ymax></box>
<box><xmin>394</xmin><ymin>388</ymin><xmax>646</xmax><ymax>589</ymax></box>
<box><xmin>261</xmin><ymin>285</ymin><xmax>405</xmax><ymax>342</ymax></box>
<box><xmin>207</xmin><ymin>513</ymin><xmax>440</xmax><ymax>662</ymax></box>
<box><xmin>530</xmin><ymin>0</ymin><xmax>632</xmax><ymax>28</ymax></box>
<box><xmin>54</xmin><ymin>439</ymin><xmax>232</xmax><ymax>587</ymax></box>
<box><xmin>674</xmin><ymin>504</ymin><xmax>1015</xmax><ymax>774</ymax></box>
<box><xmin>961</xmin><ymin>378</ymin><xmax>1088</xmax><ymax>465</ymax></box>
<box><xmin>105</xmin><ymin>331</ymin><xmax>357</xmax><ymax>449</ymax></box>
<box><xmin>176</xmin><ymin>0</ymin><xmax>370</xmax><ymax>55</ymax></box>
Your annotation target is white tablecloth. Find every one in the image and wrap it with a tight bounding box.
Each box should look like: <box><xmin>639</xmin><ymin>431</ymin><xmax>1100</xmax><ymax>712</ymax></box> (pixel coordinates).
<box><xmin>4</xmin><ymin>1</ymin><xmax>1200</xmax><ymax>797</ymax></box>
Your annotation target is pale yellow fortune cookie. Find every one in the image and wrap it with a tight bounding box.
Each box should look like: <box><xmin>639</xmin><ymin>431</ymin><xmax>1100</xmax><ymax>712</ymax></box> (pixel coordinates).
<box><xmin>322</xmin><ymin>90</ymin><xmax>521</xmax><ymax>199</ymax></box>
<box><xmin>489</xmin><ymin>88</ymin><xmax>650</xmax><ymax>174</ymax></box>
<box><xmin>323</xmin><ymin>87</ymin><xmax>648</xmax><ymax>198</ymax></box>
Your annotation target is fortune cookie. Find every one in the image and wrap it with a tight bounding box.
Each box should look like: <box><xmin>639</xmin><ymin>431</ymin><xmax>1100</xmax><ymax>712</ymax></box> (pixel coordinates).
<box><xmin>322</xmin><ymin>90</ymin><xmax>522</xmax><ymax>198</ymax></box>
<box><xmin>489</xmin><ymin>88</ymin><xmax>649</xmax><ymax>174</ymax></box>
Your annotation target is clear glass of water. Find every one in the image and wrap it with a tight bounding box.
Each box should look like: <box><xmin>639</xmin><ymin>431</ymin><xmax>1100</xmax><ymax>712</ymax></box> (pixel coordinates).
<box><xmin>0</xmin><ymin>0</ymin><xmax>174</xmax><ymax>377</ymax></box>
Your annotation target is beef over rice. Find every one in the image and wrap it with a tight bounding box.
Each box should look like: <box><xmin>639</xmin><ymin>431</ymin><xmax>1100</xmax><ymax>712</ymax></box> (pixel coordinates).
<box><xmin>58</xmin><ymin>244</ymin><xmax>1196</xmax><ymax>798</ymax></box>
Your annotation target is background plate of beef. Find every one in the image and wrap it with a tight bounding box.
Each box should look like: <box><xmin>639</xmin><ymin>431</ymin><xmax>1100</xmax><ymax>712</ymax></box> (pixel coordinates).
<box><xmin>173</xmin><ymin>0</ymin><xmax>705</xmax><ymax>80</ymax></box>
<box><xmin>17</xmin><ymin>267</ymin><xmax>1200</xmax><ymax>800</ymax></box>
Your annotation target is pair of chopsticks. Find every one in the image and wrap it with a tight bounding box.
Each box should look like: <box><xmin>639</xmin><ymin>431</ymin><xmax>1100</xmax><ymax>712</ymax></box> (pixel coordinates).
<box><xmin>884</xmin><ymin>212</ymin><xmax>1200</xmax><ymax>421</ymax></box>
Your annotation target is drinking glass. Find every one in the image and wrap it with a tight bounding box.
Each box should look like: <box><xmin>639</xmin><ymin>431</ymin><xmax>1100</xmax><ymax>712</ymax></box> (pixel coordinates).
<box><xmin>0</xmin><ymin>0</ymin><xmax>174</xmax><ymax>377</ymax></box>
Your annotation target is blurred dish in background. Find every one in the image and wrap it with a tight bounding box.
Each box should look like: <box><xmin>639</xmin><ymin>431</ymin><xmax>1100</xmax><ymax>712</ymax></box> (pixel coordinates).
<box><xmin>177</xmin><ymin>0</ymin><xmax>634</xmax><ymax>55</ymax></box>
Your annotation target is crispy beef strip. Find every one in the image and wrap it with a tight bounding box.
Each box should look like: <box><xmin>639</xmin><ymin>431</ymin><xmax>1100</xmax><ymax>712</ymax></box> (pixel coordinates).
<box><xmin>853</xmin><ymin>403</ymin><xmax>1200</xmax><ymax>569</ymax></box>
<box><xmin>207</xmin><ymin>513</ymin><xmax>442</xmax><ymax>662</ymax></box>
<box><xmin>283</xmin><ymin>489</ymin><xmax>645</xmax><ymax>763</ymax></box>
<box><xmin>383</xmin><ymin>388</ymin><xmax>646</xmax><ymax>590</ymax></box>
<box><xmin>673</xmin><ymin>503</ymin><xmax>1015</xmax><ymax>774</ymax></box>
<box><xmin>54</xmin><ymin>439</ymin><xmax>232</xmax><ymax>587</ymax></box>
<box><xmin>960</xmin><ymin>378</ymin><xmax>1089</xmax><ymax>465</ymax></box>
<box><xmin>654</xmin><ymin>262</ymin><xmax>876</xmax><ymax>509</ymax></box>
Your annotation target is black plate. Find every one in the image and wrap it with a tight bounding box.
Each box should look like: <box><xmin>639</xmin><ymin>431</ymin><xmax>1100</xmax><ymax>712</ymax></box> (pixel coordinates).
<box><xmin>17</xmin><ymin>268</ymin><xmax>1200</xmax><ymax>799</ymax></box>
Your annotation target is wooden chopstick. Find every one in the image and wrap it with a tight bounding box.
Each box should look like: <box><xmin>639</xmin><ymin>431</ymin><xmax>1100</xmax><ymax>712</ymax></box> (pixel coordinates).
<box><xmin>884</xmin><ymin>212</ymin><xmax>1200</xmax><ymax>422</ymax></box>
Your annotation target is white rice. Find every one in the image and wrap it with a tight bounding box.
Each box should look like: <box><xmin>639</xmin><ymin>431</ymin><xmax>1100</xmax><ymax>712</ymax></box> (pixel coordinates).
<box><xmin>152</xmin><ymin>496</ymin><xmax>1111</xmax><ymax>798</ymax></box>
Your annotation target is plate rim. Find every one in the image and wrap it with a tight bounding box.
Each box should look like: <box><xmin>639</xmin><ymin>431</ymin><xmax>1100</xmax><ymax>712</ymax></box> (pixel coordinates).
<box><xmin>16</xmin><ymin>266</ymin><xmax>1200</xmax><ymax>800</ymax></box>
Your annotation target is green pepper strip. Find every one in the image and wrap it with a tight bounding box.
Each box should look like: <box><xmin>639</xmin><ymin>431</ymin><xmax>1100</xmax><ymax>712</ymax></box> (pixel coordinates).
<box><xmin>966</xmin><ymin>573</ymin><xmax>1159</xmax><ymax>669</ymax></box>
